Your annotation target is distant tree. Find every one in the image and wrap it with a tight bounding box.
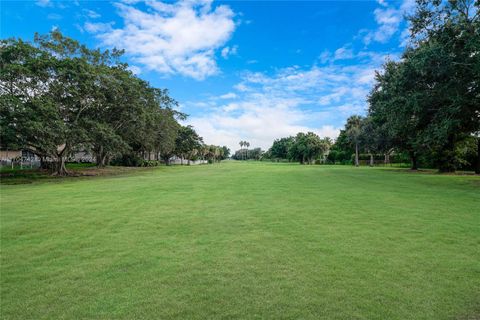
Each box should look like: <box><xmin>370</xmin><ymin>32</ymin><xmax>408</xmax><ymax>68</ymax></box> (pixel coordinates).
<box><xmin>327</xmin><ymin>129</ymin><xmax>354</xmax><ymax>164</ymax></box>
<box><xmin>154</xmin><ymin>107</ymin><xmax>183</xmax><ymax>166</ymax></box>
<box><xmin>249</xmin><ymin>147</ymin><xmax>263</xmax><ymax>160</ymax></box>
<box><xmin>0</xmin><ymin>31</ymin><xmax>107</xmax><ymax>175</ymax></box>
<box><xmin>221</xmin><ymin>146</ymin><xmax>230</xmax><ymax>160</ymax></box>
<box><xmin>269</xmin><ymin>136</ymin><xmax>294</xmax><ymax>160</ymax></box>
<box><xmin>174</xmin><ymin>126</ymin><xmax>203</xmax><ymax>165</ymax></box>
<box><xmin>239</xmin><ymin>141</ymin><xmax>244</xmax><ymax>160</ymax></box>
<box><xmin>345</xmin><ymin>116</ymin><xmax>364</xmax><ymax>167</ymax></box>
<box><xmin>289</xmin><ymin>132</ymin><xmax>328</xmax><ymax>164</ymax></box>
<box><xmin>0</xmin><ymin>31</ymin><xmax>189</xmax><ymax>172</ymax></box>
<box><xmin>366</xmin><ymin>0</ymin><xmax>480</xmax><ymax>172</ymax></box>
<box><xmin>232</xmin><ymin>147</ymin><xmax>264</xmax><ymax>160</ymax></box>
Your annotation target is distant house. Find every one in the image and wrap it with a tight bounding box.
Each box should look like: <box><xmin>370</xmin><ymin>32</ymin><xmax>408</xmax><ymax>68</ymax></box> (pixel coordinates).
<box><xmin>0</xmin><ymin>148</ymin><xmax>96</xmax><ymax>168</ymax></box>
<box><xmin>168</xmin><ymin>155</ymin><xmax>208</xmax><ymax>165</ymax></box>
<box><xmin>68</xmin><ymin>151</ymin><xmax>95</xmax><ymax>163</ymax></box>
<box><xmin>0</xmin><ymin>150</ymin><xmax>40</xmax><ymax>168</ymax></box>
<box><xmin>0</xmin><ymin>150</ymin><xmax>22</xmax><ymax>161</ymax></box>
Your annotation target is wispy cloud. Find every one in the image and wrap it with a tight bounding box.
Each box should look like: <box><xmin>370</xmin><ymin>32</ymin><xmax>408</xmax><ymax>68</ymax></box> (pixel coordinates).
<box><xmin>84</xmin><ymin>22</ymin><xmax>114</xmax><ymax>33</ymax></box>
<box><xmin>35</xmin><ymin>0</ymin><xmax>52</xmax><ymax>7</ymax></box>
<box><xmin>47</xmin><ymin>13</ymin><xmax>62</xmax><ymax>20</ymax></box>
<box><xmin>221</xmin><ymin>45</ymin><xmax>238</xmax><ymax>59</ymax></box>
<box><xmin>186</xmin><ymin>51</ymin><xmax>392</xmax><ymax>151</ymax></box>
<box><xmin>86</xmin><ymin>0</ymin><xmax>237</xmax><ymax>80</ymax></box>
<box><xmin>83</xmin><ymin>9</ymin><xmax>101</xmax><ymax>19</ymax></box>
<box><xmin>362</xmin><ymin>0</ymin><xmax>415</xmax><ymax>45</ymax></box>
<box><xmin>219</xmin><ymin>92</ymin><xmax>237</xmax><ymax>99</ymax></box>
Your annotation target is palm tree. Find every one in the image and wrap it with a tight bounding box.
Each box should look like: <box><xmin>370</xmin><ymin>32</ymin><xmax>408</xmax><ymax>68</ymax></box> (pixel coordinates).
<box><xmin>245</xmin><ymin>141</ymin><xmax>250</xmax><ymax>160</ymax></box>
<box><xmin>345</xmin><ymin>115</ymin><xmax>363</xmax><ymax>167</ymax></box>
<box><xmin>218</xmin><ymin>147</ymin><xmax>225</xmax><ymax>162</ymax></box>
<box><xmin>239</xmin><ymin>141</ymin><xmax>244</xmax><ymax>160</ymax></box>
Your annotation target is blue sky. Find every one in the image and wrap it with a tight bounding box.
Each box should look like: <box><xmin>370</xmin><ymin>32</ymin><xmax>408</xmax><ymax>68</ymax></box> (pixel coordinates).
<box><xmin>1</xmin><ymin>0</ymin><xmax>415</xmax><ymax>151</ymax></box>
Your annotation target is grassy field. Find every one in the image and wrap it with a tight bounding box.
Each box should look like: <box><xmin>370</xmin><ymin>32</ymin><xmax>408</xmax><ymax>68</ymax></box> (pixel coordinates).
<box><xmin>1</xmin><ymin>162</ymin><xmax>479</xmax><ymax>319</ymax></box>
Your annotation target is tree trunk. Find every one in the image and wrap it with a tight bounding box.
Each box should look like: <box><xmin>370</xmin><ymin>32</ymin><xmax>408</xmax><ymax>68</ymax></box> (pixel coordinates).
<box><xmin>95</xmin><ymin>146</ymin><xmax>107</xmax><ymax>167</ymax></box>
<box><xmin>369</xmin><ymin>153</ymin><xmax>374</xmax><ymax>167</ymax></box>
<box><xmin>410</xmin><ymin>151</ymin><xmax>418</xmax><ymax>170</ymax></box>
<box><xmin>101</xmin><ymin>154</ymin><xmax>108</xmax><ymax>167</ymax></box>
<box><xmin>96</xmin><ymin>150</ymin><xmax>104</xmax><ymax>167</ymax></box>
<box><xmin>54</xmin><ymin>155</ymin><xmax>68</xmax><ymax>176</ymax></box>
<box><xmin>438</xmin><ymin>136</ymin><xmax>456</xmax><ymax>173</ymax></box>
<box><xmin>355</xmin><ymin>143</ymin><xmax>359</xmax><ymax>167</ymax></box>
<box><xmin>161</xmin><ymin>154</ymin><xmax>170</xmax><ymax>166</ymax></box>
<box><xmin>40</xmin><ymin>157</ymin><xmax>48</xmax><ymax>170</ymax></box>
<box><xmin>475</xmin><ymin>137</ymin><xmax>480</xmax><ymax>174</ymax></box>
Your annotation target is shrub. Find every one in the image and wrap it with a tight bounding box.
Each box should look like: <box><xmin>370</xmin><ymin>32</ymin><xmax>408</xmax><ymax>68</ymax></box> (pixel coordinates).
<box><xmin>111</xmin><ymin>154</ymin><xmax>144</xmax><ymax>167</ymax></box>
<box><xmin>142</xmin><ymin>160</ymin><xmax>160</xmax><ymax>167</ymax></box>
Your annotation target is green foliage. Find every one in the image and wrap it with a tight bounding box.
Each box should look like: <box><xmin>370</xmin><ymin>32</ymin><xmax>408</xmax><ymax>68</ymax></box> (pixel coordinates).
<box><xmin>221</xmin><ymin>146</ymin><xmax>230</xmax><ymax>159</ymax></box>
<box><xmin>269</xmin><ymin>136</ymin><xmax>294</xmax><ymax>160</ymax></box>
<box><xmin>111</xmin><ymin>153</ymin><xmax>145</xmax><ymax>167</ymax></box>
<box><xmin>266</xmin><ymin>133</ymin><xmax>330</xmax><ymax>164</ymax></box>
<box><xmin>232</xmin><ymin>147</ymin><xmax>264</xmax><ymax>160</ymax></box>
<box><xmin>288</xmin><ymin>132</ymin><xmax>331</xmax><ymax>164</ymax></box>
<box><xmin>142</xmin><ymin>160</ymin><xmax>161</xmax><ymax>167</ymax></box>
<box><xmin>174</xmin><ymin>125</ymin><xmax>203</xmax><ymax>161</ymax></box>
<box><xmin>366</xmin><ymin>0</ymin><xmax>480</xmax><ymax>172</ymax></box>
<box><xmin>0</xmin><ymin>31</ymin><xmax>192</xmax><ymax>173</ymax></box>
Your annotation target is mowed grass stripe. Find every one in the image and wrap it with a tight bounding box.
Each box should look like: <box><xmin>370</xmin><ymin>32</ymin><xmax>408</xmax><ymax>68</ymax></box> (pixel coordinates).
<box><xmin>1</xmin><ymin>162</ymin><xmax>479</xmax><ymax>319</ymax></box>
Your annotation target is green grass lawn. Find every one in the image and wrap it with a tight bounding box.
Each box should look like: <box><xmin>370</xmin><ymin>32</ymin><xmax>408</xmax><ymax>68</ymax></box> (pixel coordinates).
<box><xmin>1</xmin><ymin>162</ymin><xmax>479</xmax><ymax>319</ymax></box>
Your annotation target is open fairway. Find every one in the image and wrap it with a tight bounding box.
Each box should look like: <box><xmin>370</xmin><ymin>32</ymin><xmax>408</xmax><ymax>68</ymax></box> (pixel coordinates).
<box><xmin>1</xmin><ymin>162</ymin><xmax>479</xmax><ymax>319</ymax></box>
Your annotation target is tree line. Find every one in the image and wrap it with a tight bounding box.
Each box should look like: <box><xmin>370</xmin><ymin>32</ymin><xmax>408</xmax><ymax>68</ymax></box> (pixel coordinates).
<box><xmin>0</xmin><ymin>31</ymin><xmax>229</xmax><ymax>175</ymax></box>
<box><xmin>338</xmin><ymin>0</ymin><xmax>479</xmax><ymax>173</ymax></box>
<box><xmin>280</xmin><ymin>0</ymin><xmax>479</xmax><ymax>173</ymax></box>
<box><xmin>265</xmin><ymin>132</ymin><xmax>332</xmax><ymax>164</ymax></box>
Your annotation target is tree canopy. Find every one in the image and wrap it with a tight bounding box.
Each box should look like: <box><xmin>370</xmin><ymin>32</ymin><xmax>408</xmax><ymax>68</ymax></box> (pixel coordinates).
<box><xmin>0</xmin><ymin>31</ymin><xmax>229</xmax><ymax>174</ymax></box>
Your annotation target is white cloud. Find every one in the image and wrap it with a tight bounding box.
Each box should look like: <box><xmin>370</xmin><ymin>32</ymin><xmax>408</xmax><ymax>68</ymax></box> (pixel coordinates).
<box><xmin>377</xmin><ymin>0</ymin><xmax>388</xmax><ymax>7</ymax></box>
<box><xmin>334</xmin><ymin>46</ymin><xmax>354</xmax><ymax>60</ymax></box>
<box><xmin>87</xmin><ymin>0</ymin><xmax>237</xmax><ymax>80</ymax></box>
<box><xmin>84</xmin><ymin>9</ymin><xmax>101</xmax><ymax>19</ymax></box>
<box><xmin>364</xmin><ymin>7</ymin><xmax>402</xmax><ymax>44</ymax></box>
<box><xmin>186</xmin><ymin>53</ymin><xmax>390</xmax><ymax>151</ymax></box>
<box><xmin>47</xmin><ymin>13</ymin><xmax>62</xmax><ymax>20</ymax></box>
<box><xmin>399</xmin><ymin>28</ymin><xmax>411</xmax><ymax>47</ymax></box>
<box><xmin>35</xmin><ymin>0</ymin><xmax>72</xmax><ymax>9</ymax></box>
<box><xmin>319</xmin><ymin>50</ymin><xmax>331</xmax><ymax>64</ymax></box>
<box><xmin>363</xmin><ymin>0</ymin><xmax>415</xmax><ymax>45</ymax></box>
<box><xmin>127</xmin><ymin>65</ymin><xmax>142</xmax><ymax>75</ymax></box>
<box><xmin>35</xmin><ymin>0</ymin><xmax>52</xmax><ymax>7</ymax></box>
<box><xmin>219</xmin><ymin>92</ymin><xmax>237</xmax><ymax>99</ymax></box>
<box><xmin>221</xmin><ymin>45</ymin><xmax>238</xmax><ymax>59</ymax></box>
<box><xmin>84</xmin><ymin>22</ymin><xmax>114</xmax><ymax>33</ymax></box>
<box><xmin>318</xmin><ymin>46</ymin><xmax>356</xmax><ymax>64</ymax></box>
